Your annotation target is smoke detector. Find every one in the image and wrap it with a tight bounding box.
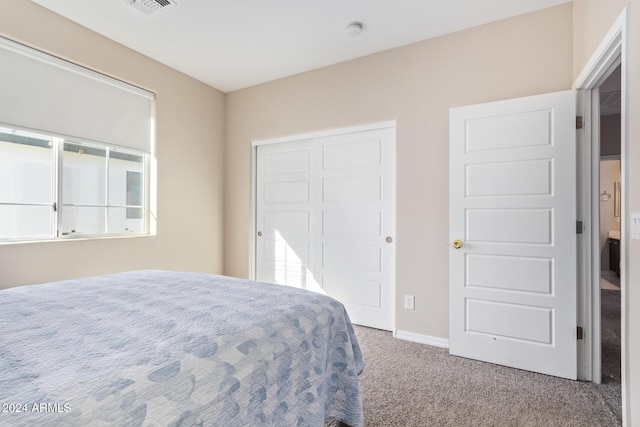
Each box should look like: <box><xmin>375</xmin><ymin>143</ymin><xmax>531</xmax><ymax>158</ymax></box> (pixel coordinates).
<box><xmin>346</xmin><ymin>22</ymin><xmax>364</xmax><ymax>37</ymax></box>
<box><xmin>124</xmin><ymin>0</ymin><xmax>177</xmax><ymax>15</ymax></box>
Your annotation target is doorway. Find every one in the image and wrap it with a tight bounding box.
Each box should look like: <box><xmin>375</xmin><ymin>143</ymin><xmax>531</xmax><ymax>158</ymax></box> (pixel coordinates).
<box><xmin>597</xmin><ymin>65</ymin><xmax>622</xmax><ymax>390</ymax></box>
<box><xmin>572</xmin><ymin>7</ymin><xmax>627</xmax><ymax>421</ymax></box>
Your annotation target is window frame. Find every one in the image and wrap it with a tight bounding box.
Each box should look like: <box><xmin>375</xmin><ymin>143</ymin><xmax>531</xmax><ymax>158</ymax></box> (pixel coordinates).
<box><xmin>0</xmin><ymin>124</ymin><xmax>149</xmax><ymax>243</ymax></box>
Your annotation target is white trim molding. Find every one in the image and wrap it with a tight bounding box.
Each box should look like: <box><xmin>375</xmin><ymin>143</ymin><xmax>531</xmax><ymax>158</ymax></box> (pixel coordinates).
<box><xmin>394</xmin><ymin>330</ymin><xmax>449</xmax><ymax>349</ymax></box>
<box><xmin>572</xmin><ymin>9</ymin><xmax>626</xmax><ymax>90</ymax></box>
<box><xmin>572</xmin><ymin>6</ymin><xmax>628</xmax><ymax>424</ymax></box>
<box><xmin>251</xmin><ymin>120</ymin><xmax>396</xmax><ymax>147</ymax></box>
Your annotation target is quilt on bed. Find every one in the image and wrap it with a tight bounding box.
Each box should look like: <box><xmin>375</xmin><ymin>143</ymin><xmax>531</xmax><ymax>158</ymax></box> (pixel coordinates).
<box><xmin>0</xmin><ymin>270</ymin><xmax>364</xmax><ymax>427</ymax></box>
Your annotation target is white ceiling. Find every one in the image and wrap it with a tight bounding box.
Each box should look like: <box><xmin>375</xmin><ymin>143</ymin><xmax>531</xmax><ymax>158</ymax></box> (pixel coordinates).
<box><xmin>30</xmin><ymin>0</ymin><xmax>572</xmax><ymax>93</ymax></box>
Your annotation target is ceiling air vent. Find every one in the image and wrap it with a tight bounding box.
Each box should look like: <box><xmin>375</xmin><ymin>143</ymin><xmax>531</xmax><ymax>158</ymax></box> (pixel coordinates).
<box><xmin>125</xmin><ymin>0</ymin><xmax>177</xmax><ymax>15</ymax></box>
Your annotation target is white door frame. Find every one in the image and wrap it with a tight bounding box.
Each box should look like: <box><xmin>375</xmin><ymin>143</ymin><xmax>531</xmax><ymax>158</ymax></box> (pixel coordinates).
<box><xmin>250</xmin><ymin>120</ymin><xmax>397</xmax><ymax>325</ymax></box>
<box><xmin>573</xmin><ymin>6</ymin><xmax>628</xmax><ymax>422</ymax></box>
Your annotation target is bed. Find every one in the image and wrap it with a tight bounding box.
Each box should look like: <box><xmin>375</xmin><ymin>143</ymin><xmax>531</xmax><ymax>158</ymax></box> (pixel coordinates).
<box><xmin>0</xmin><ymin>270</ymin><xmax>364</xmax><ymax>427</ymax></box>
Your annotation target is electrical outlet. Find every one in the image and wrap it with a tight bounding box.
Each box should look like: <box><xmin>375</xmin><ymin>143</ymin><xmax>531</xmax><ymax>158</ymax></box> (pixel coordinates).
<box><xmin>404</xmin><ymin>295</ymin><xmax>415</xmax><ymax>310</ymax></box>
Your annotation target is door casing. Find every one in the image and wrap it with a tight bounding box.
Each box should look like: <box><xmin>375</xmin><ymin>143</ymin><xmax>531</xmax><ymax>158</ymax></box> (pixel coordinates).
<box><xmin>573</xmin><ymin>6</ymin><xmax>628</xmax><ymax>422</ymax></box>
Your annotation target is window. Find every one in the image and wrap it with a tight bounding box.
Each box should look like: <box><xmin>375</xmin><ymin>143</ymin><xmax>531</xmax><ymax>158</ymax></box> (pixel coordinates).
<box><xmin>0</xmin><ymin>127</ymin><xmax>147</xmax><ymax>241</ymax></box>
<box><xmin>0</xmin><ymin>36</ymin><xmax>155</xmax><ymax>243</ymax></box>
<box><xmin>126</xmin><ymin>171</ymin><xmax>143</xmax><ymax>220</ymax></box>
<box><xmin>0</xmin><ymin>130</ymin><xmax>55</xmax><ymax>240</ymax></box>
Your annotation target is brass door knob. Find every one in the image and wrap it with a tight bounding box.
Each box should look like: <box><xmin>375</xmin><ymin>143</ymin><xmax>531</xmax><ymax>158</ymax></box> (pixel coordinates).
<box><xmin>452</xmin><ymin>239</ymin><xmax>463</xmax><ymax>249</ymax></box>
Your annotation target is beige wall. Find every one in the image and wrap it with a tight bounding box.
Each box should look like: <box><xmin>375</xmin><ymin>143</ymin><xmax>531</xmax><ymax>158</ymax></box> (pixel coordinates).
<box><xmin>224</xmin><ymin>4</ymin><xmax>574</xmax><ymax>339</ymax></box>
<box><xmin>0</xmin><ymin>0</ymin><xmax>226</xmax><ymax>287</ymax></box>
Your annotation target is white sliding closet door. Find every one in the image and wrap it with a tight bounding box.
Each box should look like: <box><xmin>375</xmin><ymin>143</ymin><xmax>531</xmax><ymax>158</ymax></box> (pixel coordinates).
<box><xmin>256</xmin><ymin>140</ymin><xmax>314</xmax><ymax>289</ymax></box>
<box><xmin>255</xmin><ymin>125</ymin><xmax>395</xmax><ymax>331</ymax></box>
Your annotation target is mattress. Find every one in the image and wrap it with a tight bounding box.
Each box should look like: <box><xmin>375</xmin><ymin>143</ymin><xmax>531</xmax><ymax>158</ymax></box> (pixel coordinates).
<box><xmin>0</xmin><ymin>270</ymin><xmax>364</xmax><ymax>426</ymax></box>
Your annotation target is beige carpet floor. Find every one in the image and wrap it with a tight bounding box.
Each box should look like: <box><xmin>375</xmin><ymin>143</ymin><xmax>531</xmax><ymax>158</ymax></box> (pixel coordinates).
<box><xmin>328</xmin><ymin>292</ymin><xmax>621</xmax><ymax>426</ymax></box>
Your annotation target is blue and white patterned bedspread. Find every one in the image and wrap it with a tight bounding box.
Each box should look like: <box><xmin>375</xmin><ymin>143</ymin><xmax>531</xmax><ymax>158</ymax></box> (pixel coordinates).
<box><xmin>0</xmin><ymin>270</ymin><xmax>364</xmax><ymax>426</ymax></box>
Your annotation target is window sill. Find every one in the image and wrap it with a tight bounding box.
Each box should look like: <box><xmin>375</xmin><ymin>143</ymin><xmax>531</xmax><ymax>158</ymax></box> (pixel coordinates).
<box><xmin>0</xmin><ymin>233</ymin><xmax>154</xmax><ymax>246</ymax></box>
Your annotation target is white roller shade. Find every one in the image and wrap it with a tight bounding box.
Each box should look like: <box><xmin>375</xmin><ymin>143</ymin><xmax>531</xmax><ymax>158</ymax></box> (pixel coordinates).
<box><xmin>0</xmin><ymin>37</ymin><xmax>154</xmax><ymax>153</ymax></box>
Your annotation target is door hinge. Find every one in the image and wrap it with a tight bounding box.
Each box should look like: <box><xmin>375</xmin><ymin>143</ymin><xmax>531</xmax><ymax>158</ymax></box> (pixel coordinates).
<box><xmin>577</xmin><ymin>326</ymin><xmax>584</xmax><ymax>340</ymax></box>
<box><xmin>576</xmin><ymin>116</ymin><xmax>583</xmax><ymax>129</ymax></box>
<box><xmin>576</xmin><ymin>220</ymin><xmax>583</xmax><ymax>234</ymax></box>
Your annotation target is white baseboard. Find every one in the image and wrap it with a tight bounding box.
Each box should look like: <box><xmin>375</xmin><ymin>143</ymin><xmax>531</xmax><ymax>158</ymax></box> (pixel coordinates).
<box><xmin>394</xmin><ymin>330</ymin><xmax>449</xmax><ymax>349</ymax></box>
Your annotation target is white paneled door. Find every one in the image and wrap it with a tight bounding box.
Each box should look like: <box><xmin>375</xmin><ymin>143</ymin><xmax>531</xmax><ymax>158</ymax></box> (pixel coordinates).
<box><xmin>256</xmin><ymin>140</ymin><xmax>314</xmax><ymax>290</ymax></box>
<box><xmin>255</xmin><ymin>125</ymin><xmax>395</xmax><ymax>331</ymax></box>
<box><xmin>449</xmin><ymin>91</ymin><xmax>578</xmax><ymax>379</ymax></box>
